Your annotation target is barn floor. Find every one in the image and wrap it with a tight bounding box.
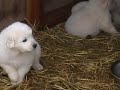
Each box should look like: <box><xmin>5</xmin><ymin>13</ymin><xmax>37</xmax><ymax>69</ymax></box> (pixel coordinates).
<box><xmin>1</xmin><ymin>23</ymin><xmax>120</xmax><ymax>90</ymax></box>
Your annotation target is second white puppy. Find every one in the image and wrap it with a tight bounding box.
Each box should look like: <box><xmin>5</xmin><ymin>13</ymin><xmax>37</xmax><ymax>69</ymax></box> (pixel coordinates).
<box><xmin>65</xmin><ymin>0</ymin><xmax>118</xmax><ymax>38</ymax></box>
<box><xmin>0</xmin><ymin>22</ymin><xmax>43</xmax><ymax>85</ymax></box>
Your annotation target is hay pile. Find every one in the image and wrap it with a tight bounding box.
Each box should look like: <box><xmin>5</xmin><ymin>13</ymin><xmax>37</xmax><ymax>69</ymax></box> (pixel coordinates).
<box><xmin>0</xmin><ymin>23</ymin><xmax>120</xmax><ymax>90</ymax></box>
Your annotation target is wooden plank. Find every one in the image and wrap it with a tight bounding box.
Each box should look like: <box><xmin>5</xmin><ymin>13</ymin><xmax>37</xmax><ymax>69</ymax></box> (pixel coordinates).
<box><xmin>26</xmin><ymin>0</ymin><xmax>45</xmax><ymax>27</ymax></box>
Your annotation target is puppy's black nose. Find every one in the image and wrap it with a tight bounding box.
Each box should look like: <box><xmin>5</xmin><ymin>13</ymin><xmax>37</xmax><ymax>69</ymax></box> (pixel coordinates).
<box><xmin>33</xmin><ymin>44</ymin><xmax>37</xmax><ymax>48</ymax></box>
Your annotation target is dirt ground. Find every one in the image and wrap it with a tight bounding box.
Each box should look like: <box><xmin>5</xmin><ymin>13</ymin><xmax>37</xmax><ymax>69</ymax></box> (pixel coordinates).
<box><xmin>0</xmin><ymin>23</ymin><xmax>120</xmax><ymax>90</ymax></box>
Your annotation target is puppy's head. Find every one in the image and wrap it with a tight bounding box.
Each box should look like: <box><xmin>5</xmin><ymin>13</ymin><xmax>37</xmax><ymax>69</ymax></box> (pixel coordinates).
<box><xmin>4</xmin><ymin>22</ymin><xmax>37</xmax><ymax>52</ymax></box>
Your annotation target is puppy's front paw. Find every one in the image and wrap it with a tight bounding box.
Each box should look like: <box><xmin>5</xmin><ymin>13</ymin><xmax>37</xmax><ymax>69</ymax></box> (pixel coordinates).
<box><xmin>11</xmin><ymin>81</ymin><xmax>18</xmax><ymax>85</ymax></box>
<box><xmin>11</xmin><ymin>80</ymin><xmax>22</xmax><ymax>85</ymax></box>
<box><xmin>10</xmin><ymin>73</ymin><xmax>19</xmax><ymax>85</ymax></box>
<box><xmin>33</xmin><ymin>64</ymin><xmax>43</xmax><ymax>71</ymax></box>
<box><xmin>11</xmin><ymin>75</ymin><xmax>24</xmax><ymax>85</ymax></box>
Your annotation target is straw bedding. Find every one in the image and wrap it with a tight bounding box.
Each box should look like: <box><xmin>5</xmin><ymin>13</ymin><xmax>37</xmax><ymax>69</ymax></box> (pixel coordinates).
<box><xmin>0</xmin><ymin>23</ymin><xmax>120</xmax><ymax>90</ymax></box>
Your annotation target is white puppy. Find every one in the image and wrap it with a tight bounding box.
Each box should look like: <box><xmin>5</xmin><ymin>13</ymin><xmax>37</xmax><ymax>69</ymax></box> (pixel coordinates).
<box><xmin>65</xmin><ymin>0</ymin><xmax>118</xmax><ymax>38</ymax></box>
<box><xmin>0</xmin><ymin>22</ymin><xmax>43</xmax><ymax>85</ymax></box>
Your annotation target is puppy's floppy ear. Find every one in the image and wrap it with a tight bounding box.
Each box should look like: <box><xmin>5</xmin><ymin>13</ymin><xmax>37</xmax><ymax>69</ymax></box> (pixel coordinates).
<box><xmin>6</xmin><ymin>36</ymin><xmax>15</xmax><ymax>48</ymax></box>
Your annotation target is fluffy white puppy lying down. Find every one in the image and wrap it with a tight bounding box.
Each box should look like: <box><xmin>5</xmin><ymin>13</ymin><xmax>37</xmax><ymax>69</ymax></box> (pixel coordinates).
<box><xmin>0</xmin><ymin>22</ymin><xmax>43</xmax><ymax>85</ymax></box>
<box><xmin>65</xmin><ymin>0</ymin><xmax>118</xmax><ymax>38</ymax></box>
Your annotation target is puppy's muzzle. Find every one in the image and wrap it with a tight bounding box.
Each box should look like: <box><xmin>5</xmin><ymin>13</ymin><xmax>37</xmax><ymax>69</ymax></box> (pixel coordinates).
<box><xmin>33</xmin><ymin>43</ymin><xmax>37</xmax><ymax>49</ymax></box>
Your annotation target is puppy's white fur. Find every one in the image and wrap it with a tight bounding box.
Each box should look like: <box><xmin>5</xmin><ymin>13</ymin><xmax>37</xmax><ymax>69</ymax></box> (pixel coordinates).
<box><xmin>65</xmin><ymin>0</ymin><xmax>118</xmax><ymax>38</ymax></box>
<box><xmin>0</xmin><ymin>22</ymin><xmax>43</xmax><ymax>85</ymax></box>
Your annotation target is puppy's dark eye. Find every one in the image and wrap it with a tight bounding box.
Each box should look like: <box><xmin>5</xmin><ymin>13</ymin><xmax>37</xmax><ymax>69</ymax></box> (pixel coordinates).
<box><xmin>22</xmin><ymin>39</ymin><xmax>27</xmax><ymax>42</ymax></box>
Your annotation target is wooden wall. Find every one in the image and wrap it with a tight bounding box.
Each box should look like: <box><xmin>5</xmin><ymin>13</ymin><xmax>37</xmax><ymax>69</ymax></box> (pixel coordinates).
<box><xmin>0</xmin><ymin>0</ymin><xmax>26</xmax><ymax>30</ymax></box>
<box><xmin>26</xmin><ymin>0</ymin><xmax>45</xmax><ymax>28</ymax></box>
<box><xmin>0</xmin><ymin>0</ymin><xmax>87</xmax><ymax>30</ymax></box>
